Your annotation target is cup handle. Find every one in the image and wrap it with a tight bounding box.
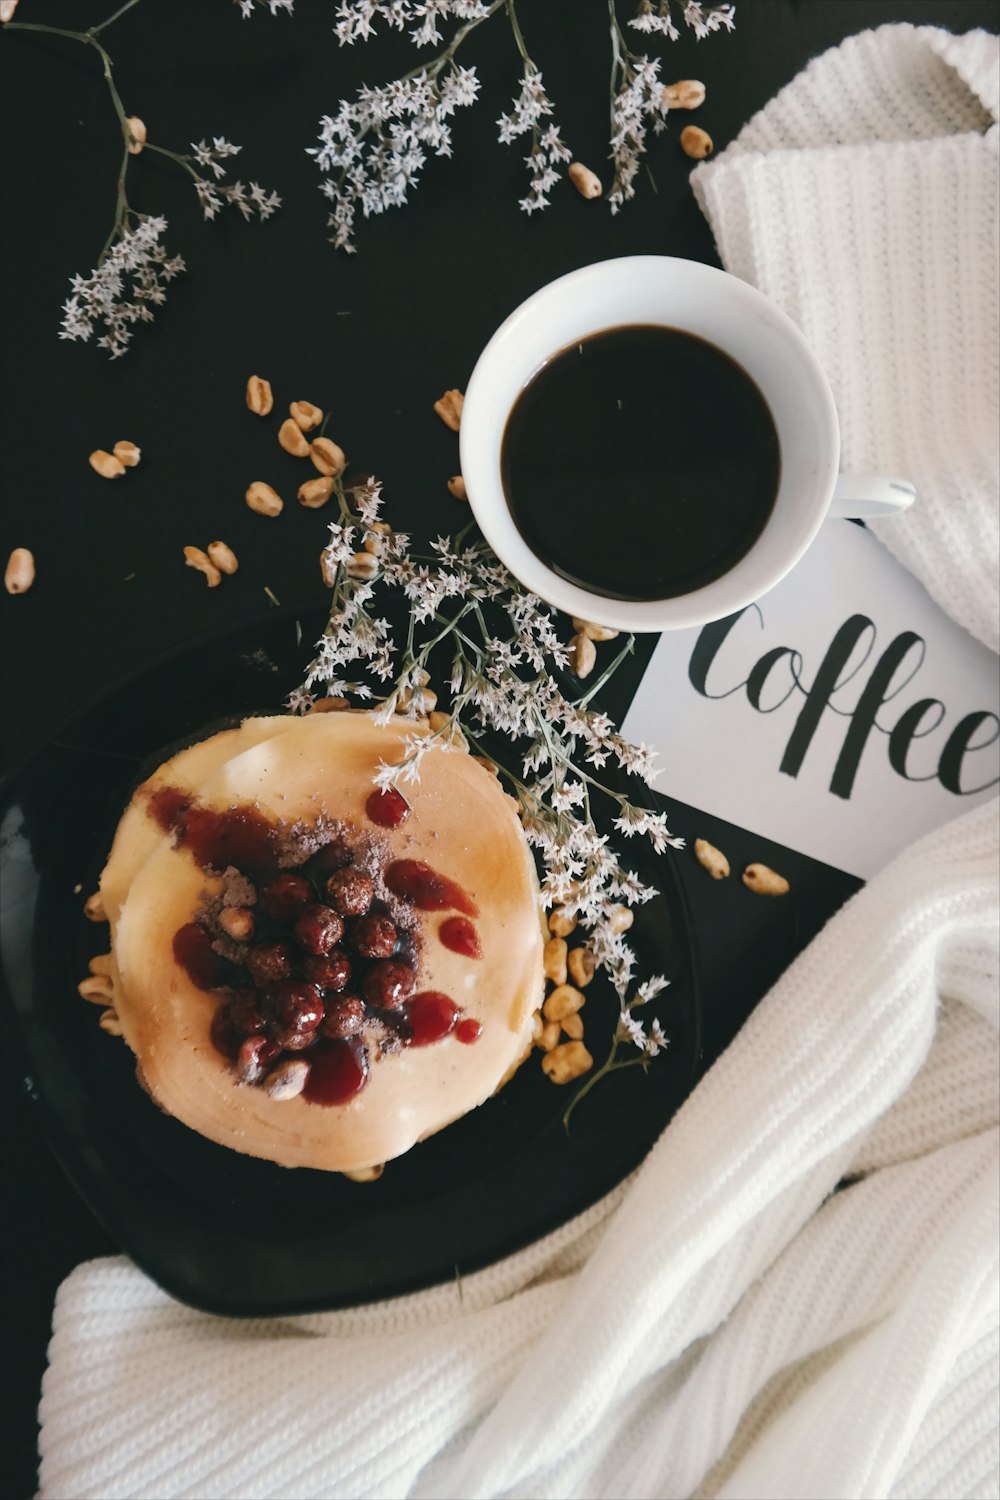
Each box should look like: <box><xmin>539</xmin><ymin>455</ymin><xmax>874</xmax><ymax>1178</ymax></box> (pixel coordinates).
<box><xmin>828</xmin><ymin>474</ymin><xmax>916</xmax><ymax>519</ymax></box>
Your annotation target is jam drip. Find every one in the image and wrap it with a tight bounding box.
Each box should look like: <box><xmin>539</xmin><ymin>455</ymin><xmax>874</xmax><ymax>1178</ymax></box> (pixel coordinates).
<box><xmin>404</xmin><ymin>991</ymin><xmax>460</xmax><ymax>1046</ymax></box>
<box><xmin>365</xmin><ymin>787</ymin><xmax>410</xmax><ymax>828</ymax></box>
<box><xmin>174</xmin><ymin>922</ymin><xmax>230</xmax><ymax>990</ymax></box>
<box><xmin>439</xmin><ymin>916</ymin><xmax>481</xmax><ymax>959</ymax></box>
<box><xmin>385</xmin><ymin>860</ymin><xmax>478</xmax><ymax>917</ymax></box>
<box><xmin>147</xmin><ymin>785</ymin><xmax>193</xmax><ymax>831</ymax></box>
<box><xmin>147</xmin><ymin>784</ymin><xmax>281</xmax><ymax>875</ymax></box>
<box><xmin>176</xmin><ymin>804</ymin><xmax>280</xmax><ymax>875</ymax></box>
<box><xmin>303</xmin><ymin>1038</ymin><xmax>370</xmax><ymax>1106</ymax></box>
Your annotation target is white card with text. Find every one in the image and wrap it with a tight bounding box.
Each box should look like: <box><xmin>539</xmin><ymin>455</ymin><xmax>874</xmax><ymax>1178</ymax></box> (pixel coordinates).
<box><xmin>621</xmin><ymin>522</ymin><xmax>999</xmax><ymax>880</ymax></box>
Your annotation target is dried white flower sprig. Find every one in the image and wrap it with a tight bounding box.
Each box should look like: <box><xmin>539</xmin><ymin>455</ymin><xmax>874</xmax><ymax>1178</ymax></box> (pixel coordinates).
<box><xmin>294</xmin><ymin>471</ymin><xmax>685</xmax><ymax>1115</ymax></box>
<box><xmin>235</xmin><ymin>0</ymin><xmax>294</xmax><ymax>16</ymax></box>
<box><xmin>4</xmin><ymin>0</ymin><xmax>282</xmax><ymax>356</ymax></box>
<box><xmin>309</xmin><ymin>0</ymin><xmax>735</xmax><ymax>249</ymax></box>
<box><xmin>308</xmin><ymin>3</ymin><xmax>499</xmax><ymax>253</ymax></box>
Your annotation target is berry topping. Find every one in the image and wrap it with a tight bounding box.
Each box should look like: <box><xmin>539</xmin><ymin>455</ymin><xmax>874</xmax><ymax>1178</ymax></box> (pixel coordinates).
<box><xmin>293</xmin><ymin>902</ymin><xmax>346</xmax><ymax>955</ymax></box>
<box><xmin>305</xmin><ymin>837</ymin><xmax>354</xmax><ymax>877</ymax></box>
<box><xmin>185</xmin><ymin>809</ymin><xmax>480</xmax><ymax>1102</ymax></box>
<box><xmin>272</xmin><ymin>980</ymin><xmax>324</xmax><ymax>1035</ymax></box>
<box><xmin>350</xmin><ymin>913</ymin><xmax>397</xmax><ymax>959</ymax></box>
<box><xmin>325</xmin><ymin>867</ymin><xmax>374</xmax><ymax>917</ymax></box>
<box><xmin>304</xmin><ymin>950</ymin><xmax>353</xmax><ymax>993</ymax></box>
<box><xmin>320</xmin><ymin>995</ymin><xmax>366</xmax><ymax>1039</ymax></box>
<box><xmin>258</xmin><ymin>873</ymin><xmax>313</xmax><ymax>923</ymax></box>
<box><xmin>210</xmin><ymin>1004</ymin><xmax>242</xmax><ymax>1060</ymax></box>
<box><xmin>225</xmin><ymin>990</ymin><xmax>268</xmax><ymax>1036</ymax></box>
<box><xmin>362</xmin><ymin>960</ymin><xmax>416</xmax><ymax>1010</ymax></box>
<box><xmin>245</xmin><ymin>940</ymin><xmax>294</xmax><ymax>989</ymax></box>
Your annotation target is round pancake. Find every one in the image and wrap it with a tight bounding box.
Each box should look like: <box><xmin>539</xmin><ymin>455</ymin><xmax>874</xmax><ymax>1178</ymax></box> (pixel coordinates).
<box><xmin>107</xmin><ymin>712</ymin><xmax>543</xmax><ymax>1172</ymax></box>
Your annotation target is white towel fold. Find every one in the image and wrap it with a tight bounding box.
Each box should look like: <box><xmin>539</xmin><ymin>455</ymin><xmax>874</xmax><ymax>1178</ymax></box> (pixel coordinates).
<box><xmin>37</xmin><ymin>23</ymin><xmax>999</xmax><ymax>1500</ymax></box>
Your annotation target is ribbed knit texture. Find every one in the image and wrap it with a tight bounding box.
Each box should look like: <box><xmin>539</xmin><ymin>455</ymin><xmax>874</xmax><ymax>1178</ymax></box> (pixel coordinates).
<box><xmin>37</xmin><ymin>25</ymin><xmax>1000</xmax><ymax>1500</ymax></box>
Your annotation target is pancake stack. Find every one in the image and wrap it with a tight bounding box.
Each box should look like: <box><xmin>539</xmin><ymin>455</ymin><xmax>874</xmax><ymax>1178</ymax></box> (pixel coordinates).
<box><xmin>98</xmin><ymin>712</ymin><xmax>544</xmax><ymax>1174</ymax></box>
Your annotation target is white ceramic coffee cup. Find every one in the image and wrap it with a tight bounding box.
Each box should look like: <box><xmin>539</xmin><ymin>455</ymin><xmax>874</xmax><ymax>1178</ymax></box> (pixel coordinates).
<box><xmin>460</xmin><ymin>256</ymin><xmax>915</xmax><ymax>633</ymax></box>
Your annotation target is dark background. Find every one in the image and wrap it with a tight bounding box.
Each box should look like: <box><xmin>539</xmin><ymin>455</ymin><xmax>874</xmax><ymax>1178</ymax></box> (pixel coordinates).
<box><xmin>1</xmin><ymin>1</ymin><xmax>996</xmax><ymax>1493</ymax></box>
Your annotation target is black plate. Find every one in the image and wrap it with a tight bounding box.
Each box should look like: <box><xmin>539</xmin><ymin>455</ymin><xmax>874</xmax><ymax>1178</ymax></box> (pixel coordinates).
<box><xmin>0</xmin><ymin>606</ymin><xmax>701</xmax><ymax>1316</ymax></box>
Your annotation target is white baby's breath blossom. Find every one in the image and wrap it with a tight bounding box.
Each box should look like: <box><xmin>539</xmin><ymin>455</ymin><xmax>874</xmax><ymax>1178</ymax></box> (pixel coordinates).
<box><xmin>613</xmin><ymin>805</ymin><xmax>685</xmax><ymax>853</ymax></box>
<box><xmin>683</xmin><ymin>1</ymin><xmax>736</xmax><ymax>39</ymax></box>
<box><xmin>333</xmin><ymin>1</ymin><xmax>490</xmax><ymax>48</ymax></box>
<box><xmin>13</xmin><ymin>0</ymin><xmax>284</xmax><ymax>357</ymax></box>
<box><xmin>309</xmin><ymin>64</ymin><xmax>481</xmax><ymax>250</ymax></box>
<box><xmin>236</xmin><ymin>0</ymin><xmax>294</xmax><ymax>17</ymax></box>
<box><xmin>192</xmin><ymin>136</ymin><xmax>242</xmax><ymax>176</ymax></box>
<box><xmin>59</xmin><ymin>216</ymin><xmax>185</xmax><ymax>359</ymax></box>
<box><xmin>629</xmin><ymin>0</ymin><xmax>680</xmax><ymax>40</ymax></box>
<box><xmin>497</xmin><ymin>71</ymin><xmax>571</xmax><ymax>214</ymax></box>
<box><xmin>630</xmin><ymin>0</ymin><xmax>735</xmax><ymax>39</ymax></box>
<box><xmin>645</xmin><ymin>1017</ymin><xmax>668</xmax><ymax>1055</ymax></box>
<box><xmin>620</xmin><ymin>1011</ymin><xmax>648</xmax><ymax>1050</ymax></box>
<box><xmin>188</xmin><ymin>138</ymin><xmax>281</xmax><ymax>221</ymax></box>
<box><xmin>608</xmin><ymin>55</ymin><xmax>669</xmax><ymax>212</ymax></box>
<box><xmin>308</xmin><ymin>0</ymin><xmax>732</xmax><ymax>247</ymax></box>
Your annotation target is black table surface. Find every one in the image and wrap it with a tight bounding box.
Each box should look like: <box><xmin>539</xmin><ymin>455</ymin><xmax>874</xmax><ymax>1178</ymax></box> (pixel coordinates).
<box><xmin>2</xmin><ymin>1</ymin><xmax>996</xmax><ymax>1494</ymax></box>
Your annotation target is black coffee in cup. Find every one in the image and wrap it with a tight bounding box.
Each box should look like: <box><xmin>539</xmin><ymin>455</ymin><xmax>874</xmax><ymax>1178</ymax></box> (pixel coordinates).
<box><xmin>500</xmin><ymin>325</ymin><xmax>781</xmax><ymax>603</ymax></box>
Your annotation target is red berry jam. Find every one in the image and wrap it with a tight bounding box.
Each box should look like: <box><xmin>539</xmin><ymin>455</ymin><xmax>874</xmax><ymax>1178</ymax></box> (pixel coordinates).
<box><xmin>305</xmin><ymin>838</ymin><xmax>354</xmax><ymax>878</ymax></box>
<box><xmin>362</xmin><ymin>960</ymin><xmax>416</xmax><ymax>1009</ymax></box>
<box><xmin>174</xmin><ymin>803</ymin><xmax>280</xmax><ymax>875</ymax></box>
<box><xmin>303</xmin><ymin>1038</ymin><xmax>370</xmax><ymax>1106</ymax></box>
<box><xmin>173</xmin><ymin>922</ymin><xmax>227</xmax><ymax>991</ymax></box>
<box><xmin>293</xmin><ymin>903</ymin><xmax>346</xmax><ymax>956</ymax></box>
<box><xmin>350</xmin><ymin>914</ymin><xmax>397</xmax><ymax>959</ymax></box>
<box><xmin>365</xmin><ymin>787</ymin><xmax>410</xmax><ymax>827</ymax></box>
<box><xmin>225</xmin><ymin>990</ymin><xmax>268</xmax><ymax>1036</ymax></box>
<box><xmin>385</xmin><ymin>860</ymin><xmax>478</xmax><ymax>917</ymax></box>
<box><xmin>304</xmin><ymin>950</ymin><xmax>352</xmax><ymax>993</ymax></box>
<box><xmin>320</xmin><ymin>995</ymin><xmax>366</xmax><ymax>1039</ymax></box>
<box><xmin>325</xmin><ymin>867</ymin><xmax>374</xmax><ymax>917</ymax></box>
<box><xmin>454</xmin><ymin>1018</ymin><xmax>483</xmax><ymax>1045</ymax></box>
<box><xmin>404</xmin><ymin>991</ymin><xmax>460</xmax><ymax>1046</ymax></box>
<box><xmin>258</xmin><ymin>874</ymin><xmax>313</xmax><ymax>923</ymax></box>
<box><xmin>210</xmin><ymin>1003</ymin><xmax>243</xmax><ymax>1060</ymax></box>
<box><xmin>245</xmin><ymin>940</ymin><xmax>294</xmax><ymax>989</ymax></box>
<box><xmin>146</xmin><ymin>784</ymin><xmax>193</xmax><ymax>831</ymax></box>
<box><xmin>272</xmin><ymin>981</ymin><xmax>324</xmax><ymax>1035</ymax></box>
<box><xmin>439</xmin><ymin>915</ymin><xmax>481</xmax><ymax>959</ymax></box>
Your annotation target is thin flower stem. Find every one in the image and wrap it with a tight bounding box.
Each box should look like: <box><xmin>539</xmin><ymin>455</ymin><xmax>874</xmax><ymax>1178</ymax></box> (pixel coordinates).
<box><xmin>3</xmin><ymin>21</ymin><xmax>89</xmax><ymax>42</ymax></box>
<box><xmin>141</xmin><ymin>141</ymin><xmax>203</xmax><ymax>183</ymax></box>
<box><xmin>504</xmin><ymin>0</ymin><xmax>535</xmax><ymax>71</ymax></box>
<box><xmin>563</xmin><ymin>1042</ymin><xmax>644</xmax><ymax>1132</ymax></box>
<box><xmin>87</xmin><ymin>0</ymin><xmax>144</xmax><ymax>38</ymax></box>
<box><xmin>608</xmin><ymin>0</ymin><xmax>623</xmax><ymax>134</ymax></box>
<box><xmin>427</xmin><ymin>0</ymin><xmax>506</xmax><ymax>79</ymax></box>
<box><xmin>6</xmin><ymin>17</ymin><xmax>144</xmax><ymax>264</ymax></box>
<box><xmin>576</xmin><ymin>633</ymin><xmax>636</xmax><ymax>709</ymax></box>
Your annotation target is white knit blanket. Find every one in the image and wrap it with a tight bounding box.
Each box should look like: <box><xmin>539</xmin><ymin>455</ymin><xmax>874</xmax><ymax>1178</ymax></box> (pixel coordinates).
<box><xmin>38</xmin><ymin>24</ymin><xmax>1000</xmax><ymax>1500</ymax></box>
